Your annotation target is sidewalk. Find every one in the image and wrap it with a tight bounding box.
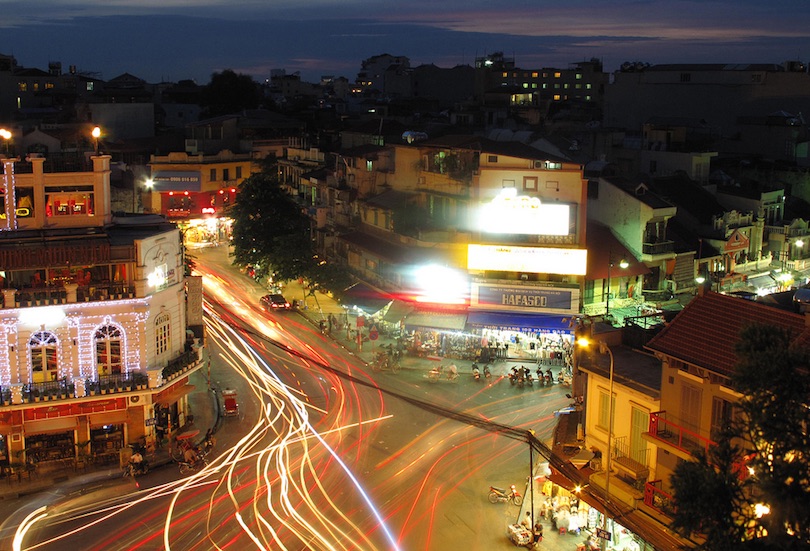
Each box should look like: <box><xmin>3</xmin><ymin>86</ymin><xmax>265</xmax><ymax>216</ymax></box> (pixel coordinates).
<box><xmin>0</xmin><ymin>366</ymin><xmax>219</xmax><ymax>501</ymax></box>
<box><xmin>281</xmin><ymin>278</ymin><xmax>567</xmax><ymax>381</ymax></box>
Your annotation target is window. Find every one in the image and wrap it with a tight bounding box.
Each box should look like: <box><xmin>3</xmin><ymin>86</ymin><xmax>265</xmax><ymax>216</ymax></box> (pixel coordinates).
<box><xmin>554</xmin><ymin>72</ymin><xmax>561</xmax><ymax>78</ymax></box>
<box><xmin>542</xmin><ymin>83</ymin><xmax>548</xmax><ymax>89</ymax></box>
<box><xmin>95</xmin><ymin>325</ymin><xmax>123</xmax><ymax>377</ymax></box>
<box><xmin>680</xmin><ymin>73</ymin><xmax>691</xmax><ymax>82</ymax></box>
<box><xmin>86</xmin><ymin>82</ymin><xmax>94</xmax><ymax>91</ymax></box>
<box><xmin>155</xmin><ymin>313</ymin><xmax>170</xmax><ymax>356</ymax></box>
<box><xmin>630</xmin><ymin>407</ymin><xmax>650</xmax><ymax>465</ymax></box>
<box><xmin>209</xmin><ymin>168</ymin><xmax>216</xmax><ymax>181</ymax></box>
<box><xmin>502</xmin><ymin>179</ymin><xmax>516</xmax><ymax>188</ymax></box>
<box><xmin>29</xmin><ymin>331</ymin><xmax>58</xmax><ymax>383</ymax></box>
<box><xmin>488</xmin><ymin>155</ymin><xmax>498</xmax><ymax>163</ymax></box>
<box><xmin>523</xmin><ymin>177</ymin><xmax>538</xmax><ymax>191</ymax></box>
<box><xmin>710</xmin><ymin>397</ymin><xmax>733</xmax><ymax>440</ymax></box>
<box><xmin>15</xmin><ymin>188</ymin><xmax>35</xmax><ymax>218</ymax></box>
<box><xmin>564</xmin><ymin>83</ymin><xmax>570</xmax><ymax>89</ymax></box>
<box><xmin>223</xmin><ymin>168</ymin><xmax>230</xmax><ymax>181</ymax></box>
<box><xmin>45</xmin><ymin>185</ymin><xmax>95</xmax><ymax>217</ymax></box>
<box><xmin>649</xmin><ymin>160</ymin><xmax>657</xmax><ymax>174</ymax></box>
<box><xmin>531</xmin><ymin>83</ymin><xmax>537</xmax><ymax>89</ymax></box>
<box><xmin>553</xmin><ymin>95</ymin><xmax>561</xmax><ymax>101</ymax></box>
<box><xmin>586</xmin><ymin>83</ymin><xmax>592</xmax><ymax>89</ymax></box>
<box><xmin>598</xmin><ymin>389</ymin><xmax>614</xmax><ymax>431</ymax></box>
<box><xmin>575</xmin><ymin>73</ymin><xmax>582</xmax><ymax>80</ymax></box>
<box><xmin>751</xmin><ymin>74</ymin><xmax>762</xmax><ymax>83</ymax></box>
<box><xmin>18</xmin><ymin>81</ymin><xmax>27</xmax><ymax>92</ymax></box>
<box><xmin>366</xmin><ymin>160</ymin><xmax>373</xmax><ymax>171</ymax></box>
<box><xmin>554</xmin><ymin>83</ymin><xmax>560</xmax><ymax>89</ymax></box>
<box><xmin>531</xmin><ymin>72</ymin><xmax>538</xmax><ymax>78</ymax></box>
<box><xmin>680</xmin><ymin>384</ymin><xmax>702</xmax><ymax>435</ymax></box>
<box><xmin>236</xmin><ymin>166</ymin><xmax>242</xmax><ymax>179</ymax></box>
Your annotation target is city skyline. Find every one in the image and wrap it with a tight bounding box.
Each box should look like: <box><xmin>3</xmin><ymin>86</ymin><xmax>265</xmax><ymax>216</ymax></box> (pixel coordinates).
<box><xmin>2</xmin><ymin>0</ymin><xmax>810</xmax><ymax>84</ymax></box>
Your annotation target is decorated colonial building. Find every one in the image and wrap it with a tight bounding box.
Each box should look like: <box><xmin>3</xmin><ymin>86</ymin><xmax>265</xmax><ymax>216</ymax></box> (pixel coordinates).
<box><xmin>0</xmin><ymin>153</ymin><xmax>203</xmax><ymax>472</ymax></box>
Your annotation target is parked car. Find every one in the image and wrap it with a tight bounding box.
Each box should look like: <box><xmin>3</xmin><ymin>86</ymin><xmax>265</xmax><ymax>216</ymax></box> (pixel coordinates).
<box><xmin>260</xmin><ymin>293</ymin><xmax>291</xmax><ymax>311</ymax></box>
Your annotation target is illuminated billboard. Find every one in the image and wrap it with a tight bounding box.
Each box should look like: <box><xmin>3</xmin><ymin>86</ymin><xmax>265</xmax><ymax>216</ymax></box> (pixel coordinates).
<box><xmin>467</xmin><ymin>244</ymin><xmax>587</xmax><ymax>275</ymax></box>
<box><xmin>471</xmin><ymin>282</ymin><xmax>579</xmax><ymax>314</ymax></box>
<box><xmin>478</xmin><ymin>188</ymin><xmax>570</xmax><ymax>235</ymax></box>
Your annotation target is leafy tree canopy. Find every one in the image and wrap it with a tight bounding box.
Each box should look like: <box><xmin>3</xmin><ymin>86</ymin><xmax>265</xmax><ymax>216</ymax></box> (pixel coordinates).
<box><xmin>670</xmin><ymin>323</ymin><xmax>810</xmax><ymax>550</ymax></box>
<box><xmin>200</xmin><ymin>69</ymin><xmax>261</xmax><ymax>118</ymax></box>
<box><xmin>228</xmin><ymin>169</ymin><xmax>352</xmax><ymax>296</ymax></box>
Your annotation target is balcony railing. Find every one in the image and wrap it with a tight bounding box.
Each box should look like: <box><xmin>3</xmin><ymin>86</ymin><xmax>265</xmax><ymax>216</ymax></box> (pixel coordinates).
<box><xmin>9</xmin><ymin>283</ymin><xmax>136</xmax><ymax>308</ymax></box>
<box><xmin>648</xmin><ymin>411</ymin><xmax>715</xmax><ymax>456</ymax></box>
<box><xmin>0</xmin><ymin>348</ymin><xmax>202</xmax><ymax>407</ymax></box>
<box><xmin>643</xmin><ymin>480</ymin><xmax>675</xmax><ymax>516</ymax></box>
<box><xmin>642</xmin><ymin>240</ymin><xmax>675</xmax><ymax>256</ymax></box>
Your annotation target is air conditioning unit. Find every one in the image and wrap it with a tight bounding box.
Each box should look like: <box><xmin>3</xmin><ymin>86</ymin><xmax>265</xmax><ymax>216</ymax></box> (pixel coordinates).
<box><xmin>128</xmin><ymin>395</ymin><xmax>143</xmax><ymax>406</ymax></box>
<box><xmin>533</xmin><ymin>160</ymin><xmax>544</xmax><ymax>169</ymax></box>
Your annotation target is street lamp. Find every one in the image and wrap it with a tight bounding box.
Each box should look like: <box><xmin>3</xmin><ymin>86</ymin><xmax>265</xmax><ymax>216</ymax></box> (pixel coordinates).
<box><xmin>577</xmin><ymin>337</ymin><xmax>615</xmax><ymax>547</ymax></box>
<box><xmin>605</xmin><ymin>257</ymin><xmax>629</xmax><ymax>320</ymax></box>
<box><xmin>91</xmin><ymin>126</ymin><xmax>101</xmax><ymax>155</ymax></box>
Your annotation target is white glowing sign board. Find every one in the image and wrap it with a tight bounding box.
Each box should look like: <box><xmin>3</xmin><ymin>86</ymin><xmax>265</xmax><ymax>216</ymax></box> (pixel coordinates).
<box><xmin>478</xmin><ymin>188</ymin><xmax>570</xmax><ymax>235</ymax></box>
<box><xmin>467</xmin><ymin>244</ymin><xmax>587</xmax><ymax>275</ymax></box>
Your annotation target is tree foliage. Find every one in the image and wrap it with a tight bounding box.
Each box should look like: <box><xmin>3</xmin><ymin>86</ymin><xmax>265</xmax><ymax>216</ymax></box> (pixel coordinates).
<box><xmin>228</xmin><ymin>169</ymin><xmax>353</xmax><ymax>296</ymax></box>
<box><xmin>670</xmin><ymin>322</ymin><xmax>810</xmax><ymax>550</ymax></box>
<box><xmin>200</xmin><ymin>69</ymin><xmax>261</xmax><ymax>118</ymax></box>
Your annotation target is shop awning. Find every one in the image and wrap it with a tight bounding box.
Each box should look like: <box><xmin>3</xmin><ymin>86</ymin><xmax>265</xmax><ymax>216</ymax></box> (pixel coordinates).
<box><xmin>89</xmin><ymin>410</ymin><xmax>129</xmax><ymax>427</ymax></box>
<box><xmin>466</xmin><ymin>311</ymin><xmax>574</xmax><ymax>332</ymax></box>
<box><xmin>155</xmin><ymin>383</ymin><xmax>196</xmax><ymax>408</ymax></box>
<box><xmin>404</xmin><ymin>310</ymin><xmax>467</xmax><ymax>331</ymax></box>
<box><xmin>382</xmin><ymin>300</ymin><xmax>414</xmax><ymax>323</ymax></box>
<box><xmin>25</xmin><ymin>417</ymin><xmax>78</xmax><ymax>434</ymax></box>
<box><xmin>342</xmin><ymin>282</ymin><xmax>392</xmax><ymax>315</ymax></box>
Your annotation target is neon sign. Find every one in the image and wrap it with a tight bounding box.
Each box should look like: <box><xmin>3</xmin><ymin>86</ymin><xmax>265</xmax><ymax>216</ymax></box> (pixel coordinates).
<box><xmin>478</xmin><ymin>188</ymin><xmax>570</xmax><ymax>235</ymax></box>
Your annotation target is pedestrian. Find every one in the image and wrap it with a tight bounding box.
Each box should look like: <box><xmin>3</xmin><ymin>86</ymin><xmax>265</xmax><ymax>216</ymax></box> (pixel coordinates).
<box><xmin>520</xmin><ymin>511</ymin><xmax>532</xmax><ymax>530</ymax></box>
<box><xmin>155</xmin><ymin>424</ymin><xmax>165</xmax><ymax>448</ymax></box>
<box><xmin>532</xmin><ymin>522</ymin><xmax>543</xmax><ymax>547</ymax></box>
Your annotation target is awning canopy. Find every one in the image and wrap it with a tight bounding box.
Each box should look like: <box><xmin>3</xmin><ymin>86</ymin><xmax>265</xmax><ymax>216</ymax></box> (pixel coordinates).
<box><xmin>466</xmin><ymin>311</ymin><xmax>575</xmax><ymax>332</ymax></box>
<box><xmin>155</xmin><ymin>383</ymin><xmax>196</xmax><ymax>408</ymax></box>
<box><xmin>382</xmin><ymin>300</ymin><xmax>414</xmax><ymax>323</ymax></box>
<box><xmin>342</xmin><ymin>282</ymin><xmax>392</xmax><ymax>315</ymax></box>
<box><xmin>404</xmin><ymin>310</ymin><xmax>467</xmax><ymax>331</ymax></box>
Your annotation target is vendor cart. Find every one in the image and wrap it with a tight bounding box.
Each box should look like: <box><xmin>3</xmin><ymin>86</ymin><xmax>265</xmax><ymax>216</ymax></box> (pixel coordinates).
<box><xmin>507</xmin><ymin>523</ymin><xmax>532</xmax><ymax>547</ymax></box>
<box><xmin>223</xmin><ymin>388</ymin><xmax>239</xmax><ymax>416</ymax></box>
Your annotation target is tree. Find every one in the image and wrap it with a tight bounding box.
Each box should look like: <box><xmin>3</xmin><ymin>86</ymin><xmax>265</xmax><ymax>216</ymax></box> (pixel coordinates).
<box><xmin>733</xmin><ymin>324</ymin><xmax>810</xmax><ymax>549</ymax></box>
<box><xmin>229</xmin><ymin>170</ymin><xmax>313</xmax><ymax>283</ymax></box>
<box><xmin>670</xmin><ymin>323</ymin><xmax>810</xmax><ymax>550</ymax></box>
<box><xmin>200</xmin><ymin>69</ymin><xmax>261</xmax><ymax>118</ymax></box>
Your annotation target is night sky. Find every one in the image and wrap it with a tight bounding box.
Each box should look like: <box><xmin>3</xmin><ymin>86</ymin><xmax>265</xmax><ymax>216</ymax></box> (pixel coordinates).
<box><xmin>2</xmin><ymin>0</ymin><xmax>809</xmax><ymax>84</ymax></box>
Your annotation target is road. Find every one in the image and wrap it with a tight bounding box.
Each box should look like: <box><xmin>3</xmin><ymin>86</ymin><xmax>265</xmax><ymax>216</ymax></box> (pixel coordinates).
<box><xmin>6</xmin><ymin>246</ymin><xmax>572</xmax><ymax>550</ymax></box>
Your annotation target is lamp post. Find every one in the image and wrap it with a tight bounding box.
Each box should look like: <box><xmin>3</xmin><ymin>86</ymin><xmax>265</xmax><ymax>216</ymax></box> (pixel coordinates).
<box><xmin>91</xmin><ymin>126</ymin><xmax>101</xmax><ymax>155</ymax></box>
<box><xmin>605</xmin><ymin>257</ymin><xmax>629</xmax><ymax>320</ymax></box>
<box><xmin>577</xmin><ymin>337</ymin><xmax>615</xmax><ymax>548</ymax></box>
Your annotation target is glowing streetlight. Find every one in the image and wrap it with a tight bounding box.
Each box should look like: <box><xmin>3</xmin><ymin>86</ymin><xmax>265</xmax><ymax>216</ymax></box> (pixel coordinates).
<box><xmin>91</xmin><ymin>126</ymin><xmax>101</xmax><ymax>154</ymax></box>
<box><xmin>0</xmin><ymin>128</ymin><xmax>11</xmax><ymax>155</ymax></box>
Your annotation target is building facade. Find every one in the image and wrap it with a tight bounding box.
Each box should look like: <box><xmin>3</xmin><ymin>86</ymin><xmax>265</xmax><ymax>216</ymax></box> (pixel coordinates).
<box><xmin>0</xmin><ymin>153</ymin><xmax>202</xmax><ymax>473</ymax></box>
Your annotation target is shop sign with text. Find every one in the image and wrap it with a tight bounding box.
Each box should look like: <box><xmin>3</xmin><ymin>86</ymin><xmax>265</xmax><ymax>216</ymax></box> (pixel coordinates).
<box><xmin>472</xmin><ymin>283</ymin><xmax>578</xmax><ymax>314</ymax></box>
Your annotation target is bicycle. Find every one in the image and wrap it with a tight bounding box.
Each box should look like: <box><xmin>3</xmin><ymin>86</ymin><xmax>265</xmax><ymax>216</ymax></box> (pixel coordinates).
<box><xmin>371</xmin><ymin>351</ymin><xmax>400</xmax><ymax>373</ymax></box>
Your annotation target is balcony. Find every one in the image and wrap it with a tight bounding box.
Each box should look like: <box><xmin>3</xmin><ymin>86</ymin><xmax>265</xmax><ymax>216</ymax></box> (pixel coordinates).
<box><xmin>6</xmin><ymin>282</ymin><xmax>137</xmax><ymax>308</ymax></box>
<box><xmin>645</xmin><ymin>411</ymin><xmax>715</xmax><ymax>460</ymax></box>
<box><xmin>643</xmin><ymin>479</ymin><xmax>675</xmax><ymax>517</ymax></box>
<box><xmin>642</xmin><ymin>240</ymin><xmax>675</xmax><ymax>256</ymax></box>
<box><xmin>0</xmin><ymin>346</ymin><xmax>203</xmax><ymax>407</ymax></box>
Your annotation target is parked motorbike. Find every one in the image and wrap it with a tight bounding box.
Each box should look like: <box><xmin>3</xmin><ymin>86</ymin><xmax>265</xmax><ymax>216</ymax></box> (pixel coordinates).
<box><xmin>472</xmin><ymin>366</ymin><xmax>481</xmax><ymax>382</ymax></box>
<box><xmin>488</xmin><ymin>484</ymin><xmax>523</xmax><ymax>505</ymax></box>
<box><xmin>523</xmin><ymin>368</ymin><xmax>534</xmax><ymax>386</ymax></box>
<box><xmin>123</xmin><ymin>456</ymin><xmax>149</xmax><ymax>477</ymax></box>
<box><xmin>483</xmin><ymin>365</ymin><xmax>492</xmax><ymax>381</ymax></box>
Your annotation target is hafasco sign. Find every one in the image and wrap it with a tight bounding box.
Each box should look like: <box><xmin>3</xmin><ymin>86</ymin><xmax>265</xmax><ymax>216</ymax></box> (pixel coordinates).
<box><xmin>475</xmin><ymin>284</ymin><xmax>574</xmax><ymax>311</ymax></box>
<box><xmin>478</xmin><ymin>188</ymin><xmax>570</xmax><ymax>235</ymax></box>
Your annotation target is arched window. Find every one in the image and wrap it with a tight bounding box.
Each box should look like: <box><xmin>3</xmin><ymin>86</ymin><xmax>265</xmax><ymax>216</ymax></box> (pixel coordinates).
<box><xmin>94</xmin><ymin>325</ymin><xmax>123</xmax><ymax>377</ymax></box>
<box><xmin>155</xmin><ymin>312</ymin><xmax>170</xmax><ymax>356</ymax></box>
<box><xmin>29</xmin><ymin>331</ymin><xmax>58</xmax><ymax>383</ymax></box>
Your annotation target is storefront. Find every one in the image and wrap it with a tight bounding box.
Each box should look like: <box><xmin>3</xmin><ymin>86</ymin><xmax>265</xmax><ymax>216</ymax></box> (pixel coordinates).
<box><xmin>466</xmin><ymin>310</ymin><xmax>575</xmax><ymax>366</ymax></box>
<box><xmin>402</xmin><ymin>308</ymin><xmax>473</xmax><ymax>360</ymax></box>
<box><xmin>542</xmin><ymin>466</ymin><xmax>651</xmax><ymax>551</ymax></box>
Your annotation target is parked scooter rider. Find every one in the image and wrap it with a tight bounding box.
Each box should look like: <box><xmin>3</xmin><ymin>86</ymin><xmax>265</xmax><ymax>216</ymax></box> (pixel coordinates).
<box><xmin>483</xmin><ymin>364</ymin><xmax>492</xmax><ymax>380</ymax></box>
<box><xmin>129</xmin><ymin>450</ymin><xmax>148</xmax><ymax>475</ymax></box>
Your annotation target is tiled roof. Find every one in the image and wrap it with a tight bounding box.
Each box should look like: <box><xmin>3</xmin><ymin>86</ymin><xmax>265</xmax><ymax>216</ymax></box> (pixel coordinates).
<box><xmin>645</xmin><ymin>291</ymin><xmax>809</xmax><ymax>377</ymax></box>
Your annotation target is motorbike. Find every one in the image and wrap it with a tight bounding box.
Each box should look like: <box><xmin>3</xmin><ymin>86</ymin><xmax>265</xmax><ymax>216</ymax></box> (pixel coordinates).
<box><xmin>472</xmin><ymin>366</ymin><xmax>481</xmax><ymax>382</ymax></box>
<box><xmin>535</xmin><ymin>367</ymin><xmax>545</xmax><ymax>386</ymax></box>
<box><xmin>123</xmin><ymin>458</ymin><xmax>149</xmax><ymax>477</ymax></box>
<box><xmin>523</xmin><ymin>368</ymin><xmax>534</xmax><ymax>386</ymax></box>
<box><xmin>488</xmin><ymin>484</ymin><xmax>523</xmax><ymax>505</ymax></box>
<box><xmin>483</xmin><ymin>365</ymin><xmax>492</xmax><ymax>381</ymax></box>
